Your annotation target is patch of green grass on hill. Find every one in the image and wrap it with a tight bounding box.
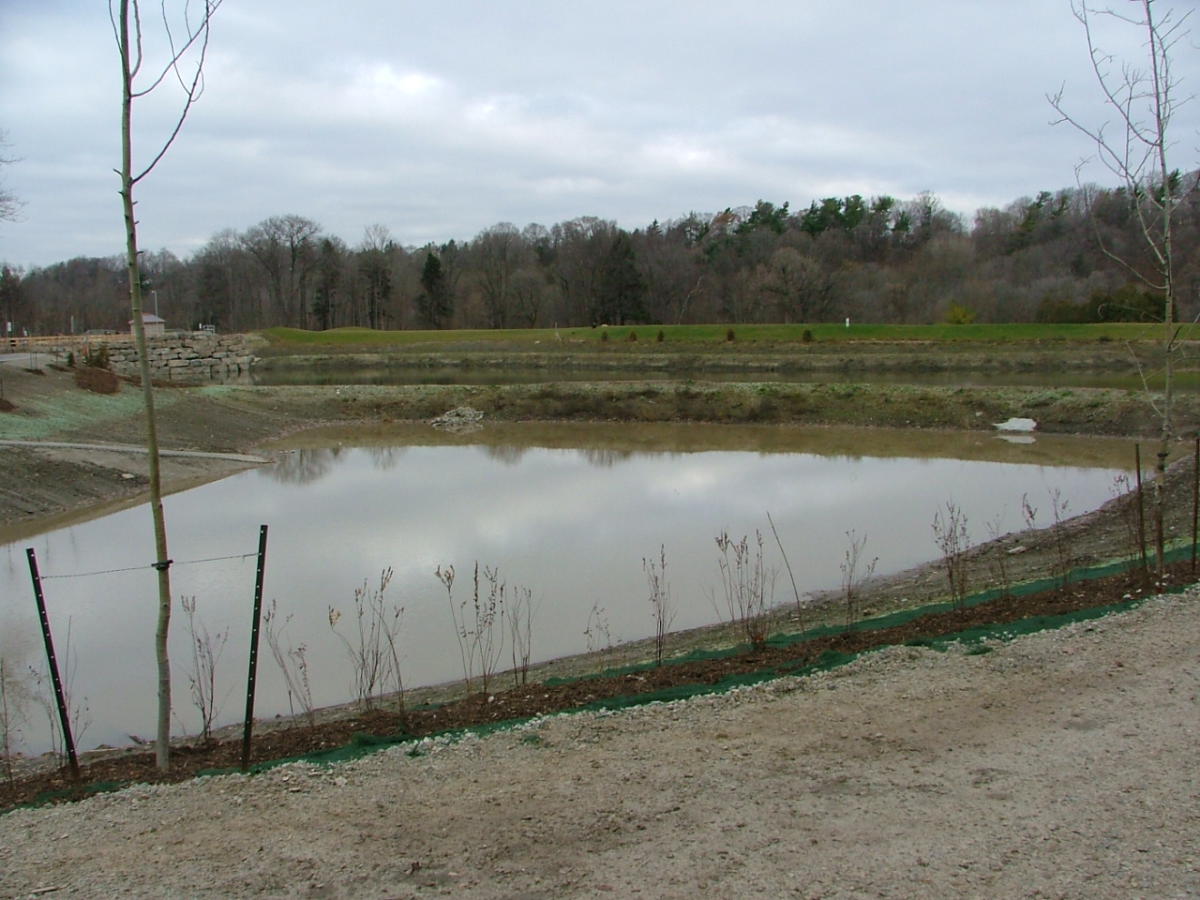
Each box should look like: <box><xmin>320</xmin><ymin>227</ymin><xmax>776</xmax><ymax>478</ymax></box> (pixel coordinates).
<box><xmin>260</xmin><ymin>322</ymin><xmax>1168</xmax><ymax>350</ymax></box>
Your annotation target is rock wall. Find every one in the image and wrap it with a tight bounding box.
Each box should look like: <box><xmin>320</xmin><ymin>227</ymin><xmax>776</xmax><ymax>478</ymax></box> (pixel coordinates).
<box><xmin>69</xmin><ymin>333</ymin><xmax>261</xmax><ymax>382</ymax></box>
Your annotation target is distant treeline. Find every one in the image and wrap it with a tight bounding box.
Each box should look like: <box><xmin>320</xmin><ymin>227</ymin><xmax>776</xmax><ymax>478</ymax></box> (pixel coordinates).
<box><xmin>3</xmin><ymin>175</ymin><xmax>1198</xmax><ymax>335</ymax></box>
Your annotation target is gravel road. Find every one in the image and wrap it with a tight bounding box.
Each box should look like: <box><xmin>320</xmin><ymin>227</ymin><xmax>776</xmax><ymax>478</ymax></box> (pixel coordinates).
<box><xmin>2</xmin><ymin>590</ymin><xmax>1197</xmax><ymax>899</ymax></box>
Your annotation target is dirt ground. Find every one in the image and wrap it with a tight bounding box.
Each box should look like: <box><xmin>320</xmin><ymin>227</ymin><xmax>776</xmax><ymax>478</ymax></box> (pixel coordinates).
<box><xmin>2</xmin><ymin>359</ymin><xmax>1199</xmax><ymax>897</ymax></box>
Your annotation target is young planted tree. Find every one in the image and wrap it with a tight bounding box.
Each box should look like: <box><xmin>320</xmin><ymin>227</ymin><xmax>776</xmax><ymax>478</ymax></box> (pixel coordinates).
<box><xmin>112</xmin><ymin>0</ymin><xmax>222</xmax><ymax>769</ymax></box>
<box><xmin>1049</xmin><ymin>0</ymin><xmax>1192</xmax><ymax>582</ymax></box>
<box><xmin>643</xmin><ymin>545</ymin><xmax>675</xmax><ymax>666</ymax></box>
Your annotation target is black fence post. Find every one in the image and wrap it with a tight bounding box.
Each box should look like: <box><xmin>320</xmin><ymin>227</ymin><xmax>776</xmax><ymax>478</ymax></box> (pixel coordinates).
<box><xmin>26</xmin><ymin>548</ymin><xmax>80</xmax><ymax>782</ymax></box>
<box><xmin>1192</xmin><ymin>436</ymin><xmax>1198</xmax><ymax>577</ymax></box>
<box><xmin>240</xmin><ymin>525</ymin><xmax>269</xmax><ymax>771</ymax></box>
<box><xmin>1135</xmin><ymin>444</ymin><xmax>1148</xmax><ymax>577</ymax></box>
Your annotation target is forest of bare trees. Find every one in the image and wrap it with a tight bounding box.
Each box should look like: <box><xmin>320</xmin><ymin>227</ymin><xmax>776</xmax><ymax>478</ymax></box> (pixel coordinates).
<box><xmin>4</xmin><ymin>178</ymin><xmax>1199</xmax><ymax>336</ymax></box>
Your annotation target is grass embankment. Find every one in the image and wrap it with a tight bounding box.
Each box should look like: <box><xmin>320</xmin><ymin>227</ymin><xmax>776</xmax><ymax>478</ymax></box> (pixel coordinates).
<box><xmin>255</xmin><ymin>323</ymin><xmax>1197</xmax><ymax>385</ymax></box>
<box><xmin>199</xmin><ymin>379</ymin><xmax>1191</xmax><ymax>439</ymax></box>
<box><xmin>260</xmin><ymin>322</ymin><xmax>1175</xmax><ymax>349</ymax></box>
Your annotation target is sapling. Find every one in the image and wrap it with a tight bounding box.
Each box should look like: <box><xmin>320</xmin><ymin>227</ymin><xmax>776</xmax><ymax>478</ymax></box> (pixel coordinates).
<box><xmin>932</xmin><ymin>501</ymin><xmax>970</xmax><ymax>609</ymax></box>
<box><xmin>766</xmin><ymin>511</ymin><xmax>806</xmax><ymax>630</ymax></box>
<box><xmin>475</xmin><ymin>565</ymin><xmax>507</xmax><ymax>694</ymax></box>
<box><xmin>263</xmin><ymin>599</ymin><xmax>316</xmax><ymax>726</ymax></box>
<box><xmin>506</xmin><ymin>585</ymin><xmax>536</xmax><ymax>688</ymax></box>
<box><xmin>328</xmin><ymin>567</ymin><xmax>405</xmax><ymax>710</ymax></box>
<box><xmin>1047</xmin><ymin>488</ymin><xmax>1073</xmax><ymax>590</ymax></box>
<box><xmin>984</xmin><ymin>513</ymin><xmax>1013</xmax><ymax>601</ymax></box>
<box><xmin>713</xmin><ymin>530</ymin><xmax>774</xmax><ymax>649</ymax></box>
<box><xmin>436</xmin><ymin>562</ymin><xmax>506</xmax><ymax>695</ymax></box>
<box><xmin>27</xmin><ymin>618</ymin><xmax>89</xmax><ymax>764</ymax></box>
<box><xmin>0</xmin><ymin>656</ymin><xmax>27</xmax><ymax>786</ymax></box>
<box><xmin>1023</xmin><ymin>490</ymin><xmax>1073</xmax><ymax>592</ymax></box>
<box><xmin>644</xmin><ymin>545</ymin><xmax>675</xmax><ymax>665</ymax></box>
<box><xmin>1110</xmin><ymin>473</ymin><xmax>1148</xmax><ymax>583</ymax></box>
<box><xmin>180</xmin><ymin>595</ymin><xmax>230</xmax><ymax>745</ymax></box>
<box><xmin>840</xmin><ymin>529</ymin><xmax>878</xmax><ymax>627</ymax></box>
<box><xmin>583</xmin><ymin>602</ymin><xmax>616</xmax><ymax>670</ymax></box>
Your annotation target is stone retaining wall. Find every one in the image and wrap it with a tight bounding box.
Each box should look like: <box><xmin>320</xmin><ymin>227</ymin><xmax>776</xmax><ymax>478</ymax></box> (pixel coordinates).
<box><xmin>68</xmin><ymin>333</ymin><xmax>261</xmax><ymax>382</ymax></box>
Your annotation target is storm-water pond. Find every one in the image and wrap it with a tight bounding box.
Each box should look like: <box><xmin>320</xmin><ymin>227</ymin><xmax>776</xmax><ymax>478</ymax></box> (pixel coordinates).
<box><xmin>1</xmin><ymin>421</ymin><xmax>1136</xmax><ymax>754</ymax></box>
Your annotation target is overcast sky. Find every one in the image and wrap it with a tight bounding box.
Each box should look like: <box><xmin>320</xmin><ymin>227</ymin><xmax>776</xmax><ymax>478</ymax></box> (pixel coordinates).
<box><xmin>1</xmin><ymin>1</ymin><xmax>1197</xmax><ymax>269</ymax></box>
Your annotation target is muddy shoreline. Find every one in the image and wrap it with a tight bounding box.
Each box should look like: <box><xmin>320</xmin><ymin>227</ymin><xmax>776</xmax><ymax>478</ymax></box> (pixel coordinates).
<box><xmin>2</xmin><ymin>361</ymin><xmax>1195</xmax><ymax>531</ymax></box>
<box><xmin>3</xmin><ymin>360</ymin><xmax>1195</xmax><ymax>714</ymax></box>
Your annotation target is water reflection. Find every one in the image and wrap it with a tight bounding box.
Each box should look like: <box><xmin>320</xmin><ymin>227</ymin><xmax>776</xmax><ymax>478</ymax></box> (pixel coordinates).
<box><xmin>482</xmin><ymin>444</ymin><xmax>528</xmax><ymax>466</ymax></box>
<box><xmin>1</xmin><ymin>422</ymin><xmax>1135</xmax><ymax>754</ymax></box>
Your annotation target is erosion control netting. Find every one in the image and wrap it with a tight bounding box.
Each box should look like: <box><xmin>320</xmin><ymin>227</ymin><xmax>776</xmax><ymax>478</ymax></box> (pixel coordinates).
<box><xmin>10</xmin><ymin>545</ymin><xmax>1195</xmax><ymax>809</ymax></box>
<box><xmin>207</xmin><ymin>546</ymin><xmax>1196</xmax><ymax>776</ymax></box>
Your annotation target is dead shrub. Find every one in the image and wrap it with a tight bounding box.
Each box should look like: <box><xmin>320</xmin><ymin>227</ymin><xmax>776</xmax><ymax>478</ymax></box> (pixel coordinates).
<box><xmin>74</xmin><ymin>366</ymin><xmax>120</xmax><ymax>394</ymax></box>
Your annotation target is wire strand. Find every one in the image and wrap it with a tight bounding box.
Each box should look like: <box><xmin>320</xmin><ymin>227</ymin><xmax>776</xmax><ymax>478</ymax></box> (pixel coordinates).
<box><xmin>38</xmin><ymin>551</ymin><xmax>257</xmax><ymax>580</ymax></box>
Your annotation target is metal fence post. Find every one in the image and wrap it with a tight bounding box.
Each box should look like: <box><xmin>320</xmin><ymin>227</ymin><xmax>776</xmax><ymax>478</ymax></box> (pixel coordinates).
<box><xmin>26</xmin><ymin>548</ymin><xmax>80</xmax><ymax>781</ymax></box>
<box><xmin>240</xmin><ymin>525</ymin><xmax>269</xmax><ymax>771</ymax></box>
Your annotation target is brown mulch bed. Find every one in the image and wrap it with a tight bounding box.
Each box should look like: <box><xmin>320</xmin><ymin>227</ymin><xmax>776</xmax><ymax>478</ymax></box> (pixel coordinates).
<box><xmin>73</xmin><ymin>366</ymin><xmax>120</xmax><ymax>394</ymax></box>
<box><xmin>2</xmin><ymin>558</ymin><xmax>1193</xmax><ymax>812</ymax></box>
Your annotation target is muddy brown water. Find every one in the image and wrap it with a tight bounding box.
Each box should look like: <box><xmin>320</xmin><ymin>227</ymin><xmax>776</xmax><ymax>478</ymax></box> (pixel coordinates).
<box><xmin>0</xmin><ymin>421</ymin><xmax>1136</xmax><ymax>754</ymax></box>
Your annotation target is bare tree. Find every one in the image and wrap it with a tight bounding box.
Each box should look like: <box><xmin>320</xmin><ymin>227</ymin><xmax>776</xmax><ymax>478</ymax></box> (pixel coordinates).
<box><xmin>242</xmin><ymin>214</ymin><xmax>322</xmax><ymax>326</ymax></box>
<box><xmin>356</xmin><ymin>224</ymin><xmax>395</xmax><ymax>330</ymax></box>
<box><xmin>475</xmin><ymin>223</ymin><xmax>522</xmax><ymax>328</ymax></box>
<box><xmin>111</xmin><ymin>0</ymin><xmax>221</xmax><ymax>770</ymax></box>
<box><xmin>0</xmin><ymin>130</ymin><xmax>21</xmax><ymax>223</ymax></box>
<box><xmin>1049</xmin><ymin>0</ymin><xmax>1192</xmax><ymax>581</ymax></box>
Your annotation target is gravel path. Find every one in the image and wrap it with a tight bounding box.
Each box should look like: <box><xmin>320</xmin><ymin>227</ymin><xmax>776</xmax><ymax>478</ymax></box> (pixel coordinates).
<box><xmin>2</xmin><ymin>590</ymin><xmax>1197</xmax><ymax>899</ymax></box>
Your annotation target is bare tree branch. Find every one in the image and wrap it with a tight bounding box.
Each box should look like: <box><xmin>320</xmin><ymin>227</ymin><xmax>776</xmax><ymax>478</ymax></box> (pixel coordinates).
<box><xmin>1049</xmin><ymin>0</ymin><xmax>1192</xmax><ymax>583</ymax></box>
<box><xmin>0</xmin><ymin>130</ymin><xmax>22</xmax><ymax>224</ymax></box>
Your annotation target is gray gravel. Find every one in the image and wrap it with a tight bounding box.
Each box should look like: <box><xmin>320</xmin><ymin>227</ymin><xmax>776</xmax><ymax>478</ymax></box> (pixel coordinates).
<box><xmin>2</xmin><ymin>590</ymin><xmax>1198</xmax><ymax>899</ymax></box>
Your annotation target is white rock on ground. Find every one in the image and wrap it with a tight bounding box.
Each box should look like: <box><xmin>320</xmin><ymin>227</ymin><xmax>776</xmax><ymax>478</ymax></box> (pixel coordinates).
<box><xmin>994</xmin><ymin>416</ymin><xmax>1038</xmax><ymax>432</ymax></box>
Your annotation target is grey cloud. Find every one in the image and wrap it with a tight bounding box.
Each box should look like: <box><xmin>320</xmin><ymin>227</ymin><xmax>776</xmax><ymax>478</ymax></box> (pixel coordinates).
<box><xmin>1</xmin><ymin>0</ymin><xmax>1197</xmax><ymax>266</ymax></box>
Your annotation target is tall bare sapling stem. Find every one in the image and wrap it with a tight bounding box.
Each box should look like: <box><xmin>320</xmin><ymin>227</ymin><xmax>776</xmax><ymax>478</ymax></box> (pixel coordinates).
<box><xmin>111</xmin><ymin>0</ymin><xmax>222</xmax><ymax>770</ymax></box>
<box><xmin>644</xmin><ymin>545</ymin><xmax>675</xmax><ymax>665</ymax></box>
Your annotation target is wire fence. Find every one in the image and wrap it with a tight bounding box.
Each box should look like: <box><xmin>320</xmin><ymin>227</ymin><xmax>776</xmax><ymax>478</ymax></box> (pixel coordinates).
<box><xmin>37</xmin><ymin>551</ymin><xmax>258</xmax><ymax>581</ymax></box>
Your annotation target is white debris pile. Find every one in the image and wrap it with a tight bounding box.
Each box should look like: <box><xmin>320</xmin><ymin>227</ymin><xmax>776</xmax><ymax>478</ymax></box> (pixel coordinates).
<box><xmin>431</xmin><ymin>406</ymin><xmax>484</xmax><ymax>432</ymax></box>
<box><xmin>994</xmin><ymin>417</ymin><xmax>1037</xmax><ymax>433</ymax></box>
